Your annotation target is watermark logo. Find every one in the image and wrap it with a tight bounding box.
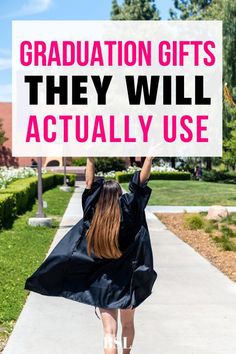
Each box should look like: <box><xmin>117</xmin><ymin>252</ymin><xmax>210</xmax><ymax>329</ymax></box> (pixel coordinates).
<box><xmin>104</xmin><ymin>335</ymin><xmax>132</xmax><ymax>350</ymax></box>
<box><xmin>12</xmin><ymin>20</ymin><xmax>222</xmax><ymax>157</ymax></box>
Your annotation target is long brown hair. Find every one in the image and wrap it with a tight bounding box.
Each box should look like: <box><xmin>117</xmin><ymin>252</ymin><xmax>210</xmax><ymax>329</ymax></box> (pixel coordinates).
<box><xmin>86</xmin><ymin>179</ymin><xmax>123</xmax><ymax>259</ymax></box>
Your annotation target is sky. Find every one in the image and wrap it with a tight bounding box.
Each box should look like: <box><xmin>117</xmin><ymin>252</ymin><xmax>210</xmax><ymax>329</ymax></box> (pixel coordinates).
<box><xmin>0</xmin><ymin>0</ymin><xmax>173</xmax><ymax>101</ymax></box>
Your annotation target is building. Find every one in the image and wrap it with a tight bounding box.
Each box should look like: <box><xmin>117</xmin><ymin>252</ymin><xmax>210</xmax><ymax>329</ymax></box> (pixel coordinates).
<box><xmin>0</xmin><ymin>102</ymin><xmax>138</xmax><ymax>168</ymax></box>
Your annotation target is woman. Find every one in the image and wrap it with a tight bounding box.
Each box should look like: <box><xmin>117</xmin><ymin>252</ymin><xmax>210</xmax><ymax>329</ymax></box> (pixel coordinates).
<box><xmin>25</xmin><ymin>156</ymin><xmax>157</xmax><ymax>354</ymax></box>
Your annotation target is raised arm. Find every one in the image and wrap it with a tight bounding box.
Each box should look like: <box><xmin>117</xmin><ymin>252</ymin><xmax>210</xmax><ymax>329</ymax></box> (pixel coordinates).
<box><xmin>85</xmin><ymin>157</ymin><xmax>95</xmax><ymax>189</ymax></box>
<box><xmin>139</xmin><ymin>157</ymin><xmax>154</xmax><ymax>186</ymax></box>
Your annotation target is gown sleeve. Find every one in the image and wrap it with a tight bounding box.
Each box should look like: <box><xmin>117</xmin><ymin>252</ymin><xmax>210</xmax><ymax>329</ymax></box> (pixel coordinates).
<box><xmin>81</xmin><ymin>177</ymin><xmax>105</xmax><ymax>218</ymax></box>
<box><xmin>121</xmin><ymin>170</ymin><xmax>152</xmax><ymax>221</ymax></box>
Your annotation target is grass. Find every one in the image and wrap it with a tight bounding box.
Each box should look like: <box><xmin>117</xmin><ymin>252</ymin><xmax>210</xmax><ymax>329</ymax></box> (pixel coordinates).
<box><xmin>181</xmin><ymin>211</ymin><xmax>236</xmax><ymax>252</ymax></box>
<box><xmin>212</xmin><ymin>215</ymin><xmax>236</xmax><ymax>251</ymax></box>
<box><xmin>212</xmin><ymin>234</ymin><xmax>236</xmax><ymax>251</ymax></box>
<box><xmin>121</xmin><ymin>180</ymin><xmax>236</xmax><ymax>206</ymax></box>
<box><xmin>183</xmin><ymin>214</ymin><xmax>205</xmax><ymax>230</ymax></box>
<box><xmin>0</xmin><ymin>186</ymin><xmax>74</xmax><ymax>340</ymax></box>
<box><xmin>204</xmin><ymin>219</ymin><xmax>218</xmax><ymax>234</ymax></box>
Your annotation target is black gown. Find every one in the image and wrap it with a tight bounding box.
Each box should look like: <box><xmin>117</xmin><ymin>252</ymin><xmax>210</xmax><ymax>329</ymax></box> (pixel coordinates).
<box><xmin>24</xmin><ymin>171</ymin><xmax>158</xmax><ymax>315</ymax></box>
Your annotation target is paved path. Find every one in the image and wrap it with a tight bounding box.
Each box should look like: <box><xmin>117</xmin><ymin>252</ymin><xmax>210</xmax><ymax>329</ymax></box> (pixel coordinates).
<box><xmin>147</xmin><ymin>205</ymin><xmax>236</xmax><ymax>213</ymax></box>
<box><xmin>3</xmin><ymin>183</ymin><xmax>236</xmax><ymax>354</ymax></box>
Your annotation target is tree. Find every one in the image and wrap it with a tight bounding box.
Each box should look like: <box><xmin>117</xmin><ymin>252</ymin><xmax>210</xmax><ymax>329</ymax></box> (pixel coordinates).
<box><xmin>224</xmin><ymin>84</ymin><xmax>236</xmax><ymax>139</ymax></box>
<box><xmin>111</xmin><ymin>0</ymin><xmax>160</xmax><ymax>20</ymax></box>
<box><xmin>111</xmin><ymin>0</ymin><xmax>160</xmax><ymax>167</ymax></box>
<box><xmin>202</xmin><ymin>1</ymin><xmax>236</xmax><ymax>88</ymax></box>
<box><xmin>0</xmin><ymin>118</ymin><xmax>8</xmax><ymax>145</ymax></box>
<box><xmin>222</xmin><ymin>1</ymin><xmax>236</xmax><ymax>88</ymax></box>
<box><xmin>204</xmin><ymin>2</ymin><xmax>236</xmax><ymax>170</ymax></box>
<box><xmin>223</xmin><ymin>84</ymin><xmax>236</xmax><ymax>169</ymax></box>
<box><xmin>170</xmin><ymin>0</ymin><xmax>236</xmax><ymax>171</ymax></box>
<box><xmin>170</xmin><ymin>0</ymin><xmax>212</xmax><ymax>20</ymax></box>
<box><xmin>223</xmin><ymin>118</ymin><xmax>236</xmax><ymax>170</ymax></box>
<box><xmin>111</xmin><ymin>0</ymin><xmax>120</xmax><ymax>17</ymax></box>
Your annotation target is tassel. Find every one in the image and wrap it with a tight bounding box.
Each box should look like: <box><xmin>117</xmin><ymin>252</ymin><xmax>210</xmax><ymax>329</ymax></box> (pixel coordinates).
<box><xmin>94</xmin><ymin>306</ymin><xmax>101</xmax><ymax>320</ymax></box>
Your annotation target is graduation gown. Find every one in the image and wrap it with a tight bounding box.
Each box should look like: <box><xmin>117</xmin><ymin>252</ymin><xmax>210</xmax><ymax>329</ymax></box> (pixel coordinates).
<box><xmin>24</xmin><ymin>171</ymin><xmax>158</xmax><ymax>310</ymax></box>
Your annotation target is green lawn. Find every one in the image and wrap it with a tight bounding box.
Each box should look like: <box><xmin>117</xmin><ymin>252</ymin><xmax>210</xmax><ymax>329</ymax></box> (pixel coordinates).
<box><xmin>0</xmin><ymin>186</ymin><xmax>74</xmax><ymax>339</ymax></box>
<box><xmin>121</xmin><ymin>180</ymin><xmax>236</xmax><ymax>206</ymax></box>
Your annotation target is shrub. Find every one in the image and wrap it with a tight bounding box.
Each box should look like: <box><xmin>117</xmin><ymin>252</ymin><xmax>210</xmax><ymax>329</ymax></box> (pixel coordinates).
<box><xmin>71</xmin><ymin>158</ymin><xmax>86</xmax><ymax>166</ymax></box>
<box><xmin>183</xmin><ymin>214</ymin><xmax>205</xmax><ymax>230</ymax></box>
<box><xmin>95</xmin><ymin>158</ymin><xmax>126</xmax><ymax>173</ymax></box>
<box><xmin>204</xmin><ymin>220</ymin><xmax>218</xmax><ymax>234</ymax></box>
<box><xmin>0</xmin><ymin>193</ymin><xmax>16</xmax><ymax>228</ymax></box>
<box><xmin>42</xmin><ymin>174</ymin><xmax>55</xmax><ymax>192</ymax></box>
<box><xmin>220</xmin><ymin>225</ymin><xmax>236</xmax><ymax>238</ymax></box>
<box><xmin>54</xmin><ymin>173</ymin><xmax>76</xmax><ymax>187</ymax></box>
<box><xmin>202</xmin><ymin>170</ymin><xmax>236</xmax><ymax>184</ymax></box>
<box><xmin>0</xmin><ymin>166</ymin><xmax>37</xmax><ymax>189</ymax></box>
<box><xmin>66</xmin><ymin>174</ymin><xmax>76</xmax><ymax>186</ymax></box>
<box><xmin>0</xmin><ymin>177</ymin><xmax>38</xmax><ymax>214</ymax></box>
<box><xmin>220</xmin><ymin>214</ymin><xmax>236</xmax><ymax>225</ymax></box>
<box><xmin>212</xmin><ymin>234</ymin><xmax>236</xmax><ymax>251</ymax></box>
<box><xmin>115</xmin><ymin>171</ymin><xmax>191</xmax><ymax>183</ymax></box>
<box><xmin>150</xmin><ymin>171</ymin><xmax>191</xmax><ymax>180</ymax></box>
<box><xmin>0</xmin><ymin>173</ymin><xmax>75</xmax><ymax>228</ymax></box>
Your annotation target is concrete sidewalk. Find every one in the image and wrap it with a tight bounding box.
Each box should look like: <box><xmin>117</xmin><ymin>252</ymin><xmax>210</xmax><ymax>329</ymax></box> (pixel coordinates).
<box><xmin>3</xmin><ymin>183</ymin><xmax>236</xmax><ymax>354</ymax></box>
<box><xmin>147</xmin><ymin>205</ymin><xmax>236</xmax><ymax>213</ymax></box>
